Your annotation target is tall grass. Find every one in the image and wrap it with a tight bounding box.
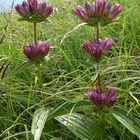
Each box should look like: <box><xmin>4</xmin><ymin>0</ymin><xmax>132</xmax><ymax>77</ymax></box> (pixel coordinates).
<box><xmin>0</xmin><ymin>0</ymin><xmax>140</xmax><ymax>139</ymax></box>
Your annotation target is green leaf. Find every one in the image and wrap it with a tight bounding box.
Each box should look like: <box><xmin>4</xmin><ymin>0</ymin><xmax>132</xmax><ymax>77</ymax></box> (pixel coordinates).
<box><xmin>31</xmin><ymin>108</ymin><xmax>51</xmax><ymax>140</ymax></box>
<box><xmin>112</xmin><ymin>107</ymin><xmax>140</xmax><ymax>139</ymax></box>
<box><xmin>56</xmin><ymin>113</ymin><xmax>95</xmax><ymax>140</ymax></box>
<box><xmin>4</xmin><ymin>61</ymin><xmax>33</xmax><ymax>81</ymax></box>
<box><xmin>49</xmin><ymin>138</ymin><xmax>62</xmax><ymax>140</ymax></box>
<box><xmin>50</xmin><ymin>100</ymin><xmax>93</xmax><ymax>118</ymax></box>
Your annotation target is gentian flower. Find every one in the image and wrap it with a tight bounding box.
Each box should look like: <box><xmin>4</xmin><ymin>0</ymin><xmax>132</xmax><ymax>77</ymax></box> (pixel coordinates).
<box><xmin>86</xmin><ymin>87</ymin><xmax>116</xmax><ymax>108</ymax></box>
<box><xmin>74</xmin><ymin>0</ymin><xmax>122</xmax><ymax>27</ymax></box>
<box><xmin>81</xmin><ymin>37</ymin><xmax>112</xmax><ymax>60</ymax></box>
<box><xmin>24</xmin><ymin>40</ymin><xmax>50</xmax><ymax>60</ymax></box>
<box><xmin>15</xmin><ymin>0</ymin><xmax>53</xmax><ymax>23</ymax></box>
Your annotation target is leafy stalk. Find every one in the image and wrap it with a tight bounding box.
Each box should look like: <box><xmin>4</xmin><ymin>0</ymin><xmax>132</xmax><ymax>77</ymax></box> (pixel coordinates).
<box><xmin>33</xmin><ymin>22</ymin><xmax>43</xmax><ymax>94</ymax></box>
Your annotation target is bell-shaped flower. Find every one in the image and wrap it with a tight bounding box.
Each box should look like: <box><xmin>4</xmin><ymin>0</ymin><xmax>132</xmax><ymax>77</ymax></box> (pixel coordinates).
<box><xmin>15</xmin><ymin>0</ymin><xmax>53</xmax><ymax>23</ymax></box>
<box><xmin>86</xmin><ymin>87</ymin><xmax>116</xmax><ymax>108</ymax></box>
<box><xmin>81</xmin><ymin>37</ymin><xmax>112</xmax><ymax>60</ymax></box>
<box><xmin>74</xmin><ymin>0</ymin><xmax>122</xmax><ymax>27</ymax></box>
<box><xmin>23</xmin><ymin>40</ymin><xmax>50</xmax><ymax>60</ymax></box>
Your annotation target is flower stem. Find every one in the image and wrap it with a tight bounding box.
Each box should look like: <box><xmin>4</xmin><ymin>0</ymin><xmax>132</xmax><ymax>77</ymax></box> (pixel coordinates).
<box><xmin>96</xmin><ymin>62</ymin><xmax>102</xmax><ymax>92</ymax></box>
<box><xmin>96</xmin><ymin>22</ymin><xmax>100</xmax><ymax>39</ymax></box>
<box><xmin>33</xmin><ymin>23</ymin><xmax>38</xmax><ymax>48</ymax></box>
<box><xmin>37</xmin><ymin>64</ymin><xmax>43</xmax><ymax>91</ymax></box>
<box><xmin>33</xmin><ymin>22</ymin><xmax>43</xmax><ymax>96</ymax></box>
<box><xmin>101</xmin><ymin>111</ymin><xmax>106</xmax><ymax>140</ymax></box>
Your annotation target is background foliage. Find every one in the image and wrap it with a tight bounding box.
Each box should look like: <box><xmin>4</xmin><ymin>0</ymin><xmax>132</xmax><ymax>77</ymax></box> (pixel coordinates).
<box><xmin>0</xmin><ymin>0</ymin><xmax>140</xmax><ymax>139</ymax></box>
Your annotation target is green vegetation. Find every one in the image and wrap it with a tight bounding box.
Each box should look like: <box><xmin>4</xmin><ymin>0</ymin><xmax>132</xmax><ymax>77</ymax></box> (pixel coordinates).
<box><xmin>0</xmin><ymin>0</ymin><xmax>140</xmax><ymax>139</ymax></box>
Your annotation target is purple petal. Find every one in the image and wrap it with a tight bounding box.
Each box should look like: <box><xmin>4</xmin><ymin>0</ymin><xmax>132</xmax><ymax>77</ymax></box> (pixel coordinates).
<box><xmin>86</xmin><ymin>90</ymin><xmax>97</xmax><ymax>103</ymax></box>
<box><xmin>28</xmin><ymin>0</ymin><xmax>38</xmax><ymax>12</ymax></box>
<box><xmin>74</xmin><ymin>6</ymin><xmax>88</xmax><ymax>21</ymax></box>
<box><xmin>37</xmin><ymin>41</ymin><xmax>50</xmax><ymax>57</ymax></box>
<box><xmin>94</xmin><ymin>46</ymin><xmax>103</xmax><ymax>59</ymax></box>
<box><xmin>109</xmin><ymin>4</ymin><xmax>122</xmax><ymax>20</ymax></box>
<box><xmin>93</xmin><ymin>37</ymin><xmax>101</xmax><ymax>45</ymax></box>
<box><xmin>85</xmin><ymin>1</ymin><xmax>95</xmax><ymax>17</ymax></box>
<box><xmin>96</xmin><ymin>93</ymin><xmax>107</xmax><ymax>106</ymax></box>
<box><xmin>108</xmin><ymin>87</ymin><xmax>116</xmax><ymax>97</ymax></box>
<box><xmin>82</xmin><ymin>40</ymin><xmax>92</xmax><ymax>55</ymax></box>
<box><xmin>94</xmin><ymin>0</ymin><xmax>106</xmax><ymax>16</ymax></box>
<box><xmin>107</xmin><ymin>87</ymin><xmax>116</xmax><ymax>107</ymax></box>
<box><xmin>95</xmin><ymin>87</ymin><xmax>101</xmax><ymax>94</ymax></box>
<box><xmin>107</xmin><ymin>96</ymin><xmax>116</xmax><ymax>107</ymax></box>
<box><xmin>103</xmin><ymin>0</ymin><xmax>112</xmax><ymax>16</ymax></box>
<box><xmin>15</xmin><ymin>4</ymin><xmax>27</xmax><ymax>16</ymax></box>
<box><xmin>37</xmin><ymin>3</ymin><xmax>43</xmax><ymax>13</ymax></box>
<box><xmin>42</xmin><ymin>6</ymin><xmax>53</xmax><ymax>17</ymax></box>
<box><xmin>23</xmin><ymin>44</ymin><xmax>37</xmax><ymax>60</ymax></box>
<box><xmin>102</xmin><ymin>38</ymin><xmax>112</xmax><ymax>52</ymax></box>
<box><xmin>22</xmin><ymin>1</ymin><xmax>30</xmax><ymax>14</ymax></box>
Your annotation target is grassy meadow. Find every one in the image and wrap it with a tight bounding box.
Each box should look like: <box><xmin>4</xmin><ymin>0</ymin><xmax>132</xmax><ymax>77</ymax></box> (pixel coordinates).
<box><xmin>0</xmin><ymin>0</ymin><xmax>140</xmax><ymax>139</ymax></box>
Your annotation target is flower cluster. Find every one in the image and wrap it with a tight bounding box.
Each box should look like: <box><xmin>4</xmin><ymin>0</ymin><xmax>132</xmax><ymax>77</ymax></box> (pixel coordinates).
<box><xmin>82</xmin><ymin>37</ymin><xmax>112</xmax><ymax>60</ymax></box>
<box><xmin>86</xmin><ymin>87</ymin><xmax>116</xmax><ymax>108</ymax></box>
<box><xmin>74</xmin><ymin>0</ymin><xmax>122</xmax><ymax>108</ymax></box>
<box><xmin>15</xmin><ymin>0</ymin><xmax>53</xmax><ymax>23</ymax></box>
<box><xmin>23</xmin><ymin>40</ymin><xmax>50</xmax><ymax>60</ymax></box>
<box><xmin>74</xmin><ymin>0</ymin><xmax>122</xmax><ymax>26</ymax></box>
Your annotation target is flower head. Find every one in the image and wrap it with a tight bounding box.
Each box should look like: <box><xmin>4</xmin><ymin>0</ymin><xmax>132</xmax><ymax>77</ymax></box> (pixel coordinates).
<box><xmin>86</xmin><ymin>87</ymin><xmax>116</xmax><ymax>108</ymax></box>
<box><xmin>74</xmin><ymin>0</ymin><xmax>122</xmax><ymax>27</ymax></box>
<box><xmin>81</xmin><ymin>37</ymin><xmax>112</xmax><ymax>60</ymax></box>
<box><xmin>23</xmin><ymin>40</ymin><xmax>50</xmax><ymax>60</ymax></box>
<box><xmin>15</xmin><ymin>0</ymin><xmax>53</xmax><ymax>23</ymax></box>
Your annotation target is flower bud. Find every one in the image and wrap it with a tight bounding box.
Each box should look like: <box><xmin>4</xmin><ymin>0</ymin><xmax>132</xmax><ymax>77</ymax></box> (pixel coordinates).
<box><xmin>74</xmin><ymin>0</ymin><xmax>122</xmax><ymax>27</ymax></box>
<box><xmin>15</xmin><ymin>0</ymin><xmax>53</xmax><ymax>23</ymax></box>
<box><xmin>86</xmin><ymin>87</ymin><xmax>116</xmax><ymax>108</ymax></box>
<box><xmin>81</xmin><ymin>37</ymin><xmax>113</xmax><ymax>60</ymax></box>
<box><xmin>23</xmin><ymin>40</ymin><xmax>50</xmax><ymax>60</ymax></box>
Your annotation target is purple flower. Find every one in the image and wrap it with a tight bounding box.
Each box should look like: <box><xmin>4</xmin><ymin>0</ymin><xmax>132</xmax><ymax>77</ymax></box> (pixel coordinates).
<box><xmin>81</xmin><ymin>37</ymin><xmax>112</xmax><ymax>60</ymax></box>
<box><xmin>23</xmin><ymin>40</ymin><xmax>50</xmax><ymax>60</ymax></box>
<box><xmin>86</xmin><ymin>87</ymin><xmax>116</xmax><ymax>108</ymax></box>
<box><xmin>15</xmin><ymin>0</ymin><xmax>53</xmax><ymax>23</ymax></box>
<box><xmin>74</xmin><ymin>0</ymin><xmax>122</xmax><ymax>26</ymax></box>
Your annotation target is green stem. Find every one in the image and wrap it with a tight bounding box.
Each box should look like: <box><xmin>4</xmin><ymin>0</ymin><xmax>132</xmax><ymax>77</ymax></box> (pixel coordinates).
<box><xmin>33</xmin><ymin>22</ymin><xmax>43</xmax><ymax>95</ymax></box>
<box><xmin>96</xmin><ymin>62</ymin><xmax>102</xmax><ymax>92</ymax></box>
<box><xmin>97</xmin><ymin>72</ymin><xmax>101</xmax><ymax>89</ymax></box>
<box><xmin>96</xmin><ymin>22</ymin><xmax>100</xmax><ymax>39</ymax></box>
<box><xmin>37</xmin><ymin>65</ymin><xmax>43</xmax><ymax>92</ymax></box>
<box><xmin>33</xmin><ymin>23</ymin><xmax>37</xmax><ymax>48</ymax></box>
<box><xmin>101</xmin><ymin>112</ymin><xmax>105</xmax><ymax>140</ymax></box>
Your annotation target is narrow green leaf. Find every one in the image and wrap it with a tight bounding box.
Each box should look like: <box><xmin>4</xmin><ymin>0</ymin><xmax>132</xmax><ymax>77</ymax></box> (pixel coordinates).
<box><xmin>56</xmin><ymin>113</ymin><xmax>95</xmax><ymax>140</ymax></box>
<box><xmin>31</xmin><ymin>108</ymin><xmax>51</xmax><ymax>140</ymax></box>
<box><xmin>50</xmin><ymin>100</ymin><xmax>92</xmax><ymax>118</ymax></box>
<box><xmin>112</xmin><ymin>107</ymin><xmax>140</xmax><ymax>139</ymax></box>
<box><xmin>50</xmin><ymin>138</ymin><xmax>62</xmax><ymax>140</ymax></box>
<box><xmin>4</xmin><ymin>61</ymin><xmax>33</xmax><ymax>81</ymax></box>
